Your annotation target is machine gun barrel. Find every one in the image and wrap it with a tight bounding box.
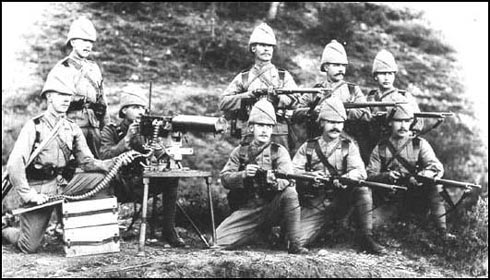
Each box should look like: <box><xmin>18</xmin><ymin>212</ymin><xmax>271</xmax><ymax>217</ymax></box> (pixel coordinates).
<box><xmin>171</xmin><ymin>115</ymin><xmax>227</xmax><ymax>133</ymax></box>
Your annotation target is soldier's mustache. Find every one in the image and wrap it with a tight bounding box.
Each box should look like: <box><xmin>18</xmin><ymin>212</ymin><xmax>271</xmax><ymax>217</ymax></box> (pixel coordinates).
<box><xmin>329</xmin><ymin>129</ymin><xmax>341</xmax><ymax>133</ymax></box>
<box><xmin>335</xmin><ymin>72</ymin><xmax>344</xmax><ymax>77</ymax></box>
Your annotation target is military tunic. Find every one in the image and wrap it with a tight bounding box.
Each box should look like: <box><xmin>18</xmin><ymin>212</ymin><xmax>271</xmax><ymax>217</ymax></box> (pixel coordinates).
<box><xmin>292</xmin><ymin>136</ymin><xmax>373</xmax><ymax>246</ymax></box>
<box><xmin>294</xmin><ymin>80</ymin><xmax>371</xmax><ymax>155</ymax></box>
<box><xmin>100</xmin><ymin>119</ymin><xmax>180</xmax><ymax>236</ymax></box>
<box><xmin>366</xmin><ymin>135</ymin><xmax>446</xmax><ymax>229</ymax></box>
<box><xmin>4</xmin><ymin>110</ymin><xmax>115</xmax><ymax>253</ymax></box>
<box><xmin>219</xmin><ymin>62</ymin><xmax>299</xmax><ymax>153</ymax></box>
<box><xmin>363</xmin><ymin>87</ymin><xmax>424</xmax><ymax>162</ymax></box>
<box><xmin>217</xmin><ymin>140</ymin><xmax>302</xmax><ymax>249</ymax></box>
<box><xmin>47</xmin><ymin>55</ymin><xmax>108</xmax><ymax>158</ymax></box>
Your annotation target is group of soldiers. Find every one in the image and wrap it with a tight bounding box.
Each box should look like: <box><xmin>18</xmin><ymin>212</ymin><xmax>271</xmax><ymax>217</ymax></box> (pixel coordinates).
<box><xmin>2</xmin><ymin>18</ymin><xmax>452</xmax><ymax>256</ymax></box>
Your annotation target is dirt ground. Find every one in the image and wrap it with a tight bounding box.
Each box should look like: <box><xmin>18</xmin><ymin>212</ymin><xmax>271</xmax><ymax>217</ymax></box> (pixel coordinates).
<box><xmin>2</xmin><ymin>216</ymin><xmax>470</xmax><ymax>278</ymax></box>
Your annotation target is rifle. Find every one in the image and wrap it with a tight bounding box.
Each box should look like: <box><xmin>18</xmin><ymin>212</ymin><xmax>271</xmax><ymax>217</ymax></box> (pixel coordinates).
<box><xmin>343</xmin><ymin>101</ymin><xmax>407</xmax><ymax>109</ymax></box>
<box><xmin>414</xmin><ymin>112</ymin><xmax>454</xmax><ymax>119</ymax></box>
<box><xmin>273</xmin><ymin>170</ymin><xmax>407</xmax><ymax>191</ymax></box>
<box><xmin>252</xmin><ymin>87</ymin><xmax>331</xmax><ymax>96</ymax></box>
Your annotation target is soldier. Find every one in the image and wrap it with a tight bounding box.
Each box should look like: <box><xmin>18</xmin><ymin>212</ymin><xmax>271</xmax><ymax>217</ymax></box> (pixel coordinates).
<box><xmin>294</xmin><ymin>40</ymin><xmax>370</xmax><ymax>156</ymax></box>
<box><xmin>292</xmin><ymin>97</ymin><xmax>386</xmax><ymax>255</ymax></box>
<box><xmin>366</xmin><ymin>103</ymin><xmax>452</xmax><ymax>240</ymax></box>
<box><xmin>99</xmin><ymin>88</ymin><xmax>185</xmax><ymax>247</ymax></box>
<box><xmin>216</xmin><ymin>99</ymin><xmax>308</xmax><ymax>254</ymax></box>
<box><xmin>45</xmin><ymin>16</ymin><xmax>108</xmax><ymax>158</ymax></box>
<box><xmin>1</xmin><ymin>72</ymin><xmax>131</xmax><ymax>254</ymax></box>
<box><xmin>364</xmin><ymin>49</ymin><xmax>424</xmax><ymax>162</ymax></box>
<box><xmin>219</xmin><ymin>22</ymin><xmax>300</xmax><ymax>155</ymax></box>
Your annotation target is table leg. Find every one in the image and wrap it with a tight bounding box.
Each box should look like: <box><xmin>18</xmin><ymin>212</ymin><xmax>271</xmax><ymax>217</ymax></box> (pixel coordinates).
<box><xmin>137</xmin><ymin>177</ymin><xmax>150</xmax><ymax>256</ymax></box>
<box><xmin>150</xmin><ymin>193</ymin><xmax>158</xmax><ymax>239</ymax></box>
<box><xmin>206</xmin><ymin>177</ymin><xmax>217</xmax><ymax>246</ymax></box>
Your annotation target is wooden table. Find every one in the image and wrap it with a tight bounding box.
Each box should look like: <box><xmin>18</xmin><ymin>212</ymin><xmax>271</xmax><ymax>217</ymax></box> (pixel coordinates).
<box><xmin>137</xmin><ymin>170</ymin><xmax>216</xmax><ymax>256</ymax></box>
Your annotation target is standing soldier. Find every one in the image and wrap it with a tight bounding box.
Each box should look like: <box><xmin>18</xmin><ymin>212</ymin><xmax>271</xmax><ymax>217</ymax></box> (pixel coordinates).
<box><xmin>217</xmin><ymin>99</ymin><xmax>308</xmax><ymax>254</ymax></box>
<box><xmin>45</xmin><ymin>16</ymin><xmax>108</xmax><ymax>158</ymax></box>
<box><xmin>2</xmin><ymin>73</ymin><xmax>131</xmax><ymax>254</ymax></box>
<box><xmin>219</xmin><ymin>23</ymin><xmax>300</xmax><ymax>154</ymax></box>
<box><xmin>364</xmin><ymin>49</ymin><xmax>424</xmax><ymax>162</ymax></box>
<box><xmin>292</xmin><ymin>97</ymin><xmax>386</xmax><ymax>255</ymax></box>
<box><xmin>294</xmin><ymin>40</ymin><xmax>370</xmax><ymax>155</ymax></box>
<box><xmin>366</xmin><ymin>103</ymin><xmax>452</xmax><ymax>240</ymax></box>
<box><xmin>99</xmin><ymin>89</ymin><xmax>185</xmax><ymax>247</ymax></box>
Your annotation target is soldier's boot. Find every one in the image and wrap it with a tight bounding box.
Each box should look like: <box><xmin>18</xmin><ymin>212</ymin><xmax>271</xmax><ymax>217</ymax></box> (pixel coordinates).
<box><xmin>355</xmin><ymin>186</ymin><xmax>387</xmax><ymax>255</ymax></box>
<box><xmin>2</xmin><ymin>226</ymin><xmax>20</xmax><ymax>245</ymax></box>
<box><xmin>281</xmin><ymin>188</ymin><xmax>309</xmax><ymax>255</ymax></box>
<box><xmin>428</xmin><ymin>185</ymin><xmax>455</xmax><ymax>242</ymax></box>
<box><xmin>359</xmin><ymin>234</ymin><xmax>387</xmax><ymax>255</ymax></box>
<box><xmin>160</xmin><ymin>185</ymin><xmax>185</xmax><ymax>248</ymax></box>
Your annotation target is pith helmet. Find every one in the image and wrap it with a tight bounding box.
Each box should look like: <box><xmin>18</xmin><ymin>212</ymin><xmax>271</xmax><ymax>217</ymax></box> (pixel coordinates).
<box><xmin>118</xmin><ymin>88</ymin><xmax>148</xmax><ymax>118</ymax></box>
<box><xmin>317</xmin><ymin>97</ymin><xmax>347</xmax><ymax>122</ymax></box>
<box><xmin>320</xmin><ymin>40</ymin><xmax>348</xmax><ymax>71</ymax></box>
<box><xmin>66</xmin><ymin>17</ymin><xmax>97</xmax><ymax>46</ymax></box>
<box><xmin>40</xmin><ymin>70</ymin><xmax>75</xmax><ymax>98</ymax></box>
<box><xmin>389</xmin><ymin>103</ymin><xmax>414</xmax><ymax>120</ymax></box>
<box><xmin>248</xmin><ymin>99</ymin><xmax>276</xmax><ymax>125</ymax></box>
<box><xmin>248</xmin><ymin>23</ymin><xmax>277</xmax><ymax>52</ymax></box>
<box><xmin>372</xmin><ymin>49</ymin><xmax>398</xmax><ymax>74</ymax></box>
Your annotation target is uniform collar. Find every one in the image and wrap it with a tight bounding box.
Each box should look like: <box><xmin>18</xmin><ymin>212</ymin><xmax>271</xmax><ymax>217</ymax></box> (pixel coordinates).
<box><xmin>379</xmin><ymin>87</ymin><xmax>397</xmax><ymax>99</ymax></box>
<box><xmin>250</xmin><ymin>139</ymin><xmax>270</xmax><ymax>149</ymax></box>
<box><xmin>253</xmin><ymin>61</ymin><xmax>273</xmax><ymax>72</ymax></box>
<box><xmin>389</xmin><ymin>135</ymin><xmax>411</xmax><ymax>147</ymax></box>
<box><xmin>44</xmin><ymin>109</ymin><xmax>66</xmax><ymax>126</ymax></box>
<box><xmin>322</xmin><ymin>79</ymin><xmax>345</xmax><ymax>91</ymax></box>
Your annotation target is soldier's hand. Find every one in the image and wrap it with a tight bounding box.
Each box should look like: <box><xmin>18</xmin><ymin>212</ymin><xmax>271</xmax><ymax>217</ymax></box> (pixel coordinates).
<box><xmin>125</xmin><ymin>121</ymin><xmax>140</xmax><ymax>142</ymax></box>
<box><xmin>31</xmin><ymin>193</ymin><xmax>49</xmax><ymax>205</ymax></box>
<box><xmin>250</xmin><ymin>89</ymin><xmax>263</xmax><ymax>99</ymax></box>
<box><xmin>266</xmin><ymin>170</ymin><xmax>280</xmax><ymax>190</ymax></box>
<box><xmin>244</xmin><ymin>164</ymin><xmax>261</xmax><ymax>178</ymax></box>
<box><xmin>267</xmin><ymin>87</ymin><xmax>279</xmax><ymax>106</ymax></box>
<box><xmin>388</xmin><ymin>170</ymin><xmax>401</xmax><ymax>182</ymax></box>
<box><xmin>332</xmin><ymin>178</ymin><xmax>346</xmax><ymax>189</ymax></box>
<box><xmin>408</xmin><ymin>176</ymin><xmax>422</xmax><ymax>188</ymax></box>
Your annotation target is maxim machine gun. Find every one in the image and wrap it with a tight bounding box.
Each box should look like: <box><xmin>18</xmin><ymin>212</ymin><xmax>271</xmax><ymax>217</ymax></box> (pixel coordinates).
<box><xmin>139</xmin><ymin>114</ymin><xmax>227</xmax><ymax>171</ymax></box>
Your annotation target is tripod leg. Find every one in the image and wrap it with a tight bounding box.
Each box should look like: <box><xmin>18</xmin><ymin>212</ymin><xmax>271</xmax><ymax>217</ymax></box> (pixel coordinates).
<box><xmin>176</xmin><ymin>201</ymin><xmax>210</xmax><ymax>248</ymax></box>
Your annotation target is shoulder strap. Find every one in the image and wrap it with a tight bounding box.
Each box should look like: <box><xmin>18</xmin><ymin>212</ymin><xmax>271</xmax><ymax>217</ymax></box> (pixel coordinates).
<box><xmin>238</xmin><ymin>143</ymin><xmax>249</xmax><ymax>171</ymax></box>
<box><xmin>277</xmin><ymin>68</ymin><xmax>286</xmax><ymax>88</ymax></box>
<box><xmin>41</xmin><ymin>119</ymin><xmax>72</xmax><ymax>163</ymax></box>
<box><xmin>305</xmin><ymin>138</ymin><xmax>318</xmax><ymax>171</ymax></box>
<box><xmin>314</xmin><ymin>140</ymin><xmax>341</xmax><ymax>176</ymax></box>
<box><xmin>397</xmin><ymin>89</ymin><xmax>407</xmax><ymax>96</ymax></box>
<box><xmin>270</xmin><ymin>142</ymin><xmax>280</xmax><ymax>170</ymax></box>
<box><xmin>241</xmin><ymin>69</ymin><xmax>250</xmax><ymax>91</ymax></box>
<box><xmin>31</xmin><ymin>116</ymin><xmax>42</xmax><ymax>156</ymax></box>
<box><xmin>341</xmin><ymin>138</ymin><xmax>350</xmax><ymax>173</ymax></box>
<box><xmin>347</xmin><ymin>83</ymin><xmax>356</xmax><ymax>97</ymax></box>
<box><xmin>384</xmin><ymin>138</ymin><xmax>418</xmax><ymax>173</ymax></box>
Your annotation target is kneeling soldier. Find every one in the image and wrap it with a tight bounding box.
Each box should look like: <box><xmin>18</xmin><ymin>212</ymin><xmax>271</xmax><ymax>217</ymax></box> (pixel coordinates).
<box><xmin>292</xmin><ymin>97</ymin><xmax>386</xmax><ymax>255</ymax></box>
<box><xmin>100</xmin><ymin>88</ymin><xmax>185</xmax><ymax>247</ymax></box>
<box><xmin>217</xmin><ymin>99</ymin><xmax>308</xmax><ymax>254</ymax></box>
<box><xmin>367</xmin><ymin>103</ymin><xmax>451</xmax><ymax>240</ymax></box>
<box><xmin>2</xmin><ymin>72</ymin><xmax>131</xmax><ymax>254</ymax></box>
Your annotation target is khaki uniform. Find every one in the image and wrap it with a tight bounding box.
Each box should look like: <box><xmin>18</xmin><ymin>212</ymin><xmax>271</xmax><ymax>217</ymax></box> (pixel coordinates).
<box><xmin>292</xmin><ymin>136</ymin><xmax>372</xmax><ymax>246</ymax></box>
<box><xmin>216</xmin><ymin>141</ymin><xmax>302</xmax><ymax>249</ymax></box>
<box><xmin>100</xmin><ymin>120</ymin><xmax>180</xmax><ymax>238</ymax></box>
<box><xmin>294</xmin><ymin>80</ymin><xmax>370</xmax><ymax>154</ymax></box>
<box><xmin>366</xmin><ymin>135</ymin><xmax>446</xmax><ymax>230</ymax></box>
<box><xmin>219</xmin><ymin>63</ymin><xmax>299</xmax><ymax>152</ymax></box>
<box><xmin>4</xmin><ymin>111</ymin><xmax>114</xmax><ymax>253</ymax></box>
<box><xmin>47</xmin><ymin>55</ymin><xmax>108</xmax><ymax>158</ymax></box>
<box><xmin>363</xmin><ymin>87</ymin><xmax>424</xmax><ymax>162</ymax></box>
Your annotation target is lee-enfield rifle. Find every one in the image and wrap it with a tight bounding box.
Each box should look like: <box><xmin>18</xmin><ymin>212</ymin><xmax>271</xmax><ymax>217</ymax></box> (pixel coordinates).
<box><xmin>388</xmin><ymin>168</ymin><xmax>481</xmax><ymax>217</ymax></box>
<box><xmin>270</xmin><ymin>170</ymin><xmax>407</xmax><ymax>191</ymax></box>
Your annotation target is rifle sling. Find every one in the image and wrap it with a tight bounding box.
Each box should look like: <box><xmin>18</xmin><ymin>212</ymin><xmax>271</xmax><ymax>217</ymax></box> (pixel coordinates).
<box><xmin>42</xmin><ymin>118</ymin><xmax>72</xmax><ymax>163</ymax></box>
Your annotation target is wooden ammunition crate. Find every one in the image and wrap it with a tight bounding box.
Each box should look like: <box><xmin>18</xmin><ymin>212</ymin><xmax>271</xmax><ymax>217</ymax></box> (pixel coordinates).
<box><xmin>62</xmin><ymin>197</ymin><xmax>120</xmax><ymax>257</ymax></box>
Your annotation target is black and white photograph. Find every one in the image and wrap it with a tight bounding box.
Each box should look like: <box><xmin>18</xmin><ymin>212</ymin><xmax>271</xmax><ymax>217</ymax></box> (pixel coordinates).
<box><xmin>2</xmin><ymin>2</ymin><xmax>487</xmax><ymax>278</ymax></box>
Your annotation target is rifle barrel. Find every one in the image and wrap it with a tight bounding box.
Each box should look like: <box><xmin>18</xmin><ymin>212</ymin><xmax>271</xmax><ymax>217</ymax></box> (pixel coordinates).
<box><xmin>339</xmin><ymin>177</ymin><xmax>407</xmax><ymax>191</ymax></box>
<box><xmin>417</xmin><ymin>175</ymin><xmax>481</xmax><ymax>189</ymax></box>
<box><xmin>343</xmin><ymin>102</ymin><xmax>406</xmax><ymax>109</ymax></box>
<box><xmin>414</xmin><ymin>112</ymin><xmax>454</xmax><ymax>118</ymax></box>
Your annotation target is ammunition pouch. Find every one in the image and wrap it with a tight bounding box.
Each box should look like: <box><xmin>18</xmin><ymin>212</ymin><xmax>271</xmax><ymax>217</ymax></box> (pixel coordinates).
<box><xmin>26</xmin><ymin>163</ymin><xmax>65</xmax><ymax>181</ymax></box>
<box><xmin>227</xmin><ymin>171</ymin><xmax>277</xmax><ymax>211</ymax></box>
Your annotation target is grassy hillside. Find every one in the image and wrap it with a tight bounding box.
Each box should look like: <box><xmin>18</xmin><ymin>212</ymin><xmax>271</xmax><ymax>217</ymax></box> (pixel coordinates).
<box><xmin>2</xmin><ymin>3</ymin><xmax>487</xmax><ymax>276</ymax></box>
